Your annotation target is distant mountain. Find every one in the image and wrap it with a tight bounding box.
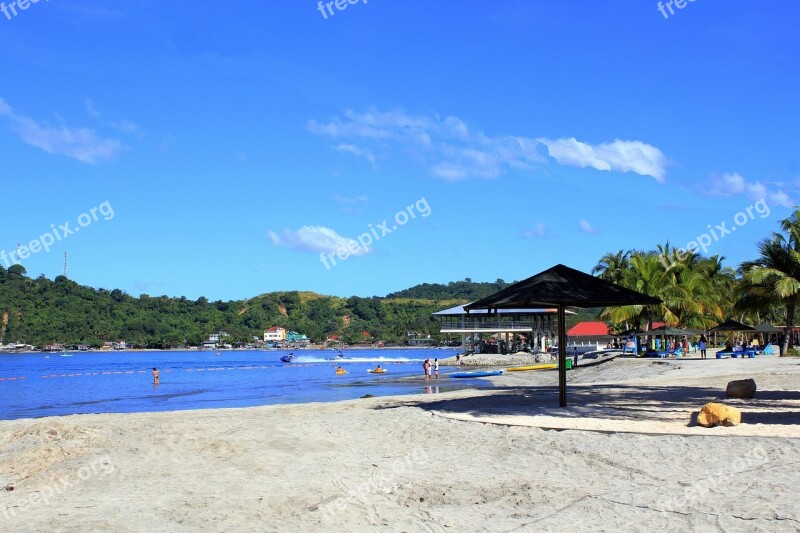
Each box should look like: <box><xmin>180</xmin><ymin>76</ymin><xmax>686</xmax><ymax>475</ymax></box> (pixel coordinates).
<box><xmin>0</xmin><ymin>266</ymin><xmax>487</xmax><ymax>348</ymax></box>
<box><xmin>386</xmin><ymin>279</ymin><xmax>513</xmax><ymax>301</ymax></box>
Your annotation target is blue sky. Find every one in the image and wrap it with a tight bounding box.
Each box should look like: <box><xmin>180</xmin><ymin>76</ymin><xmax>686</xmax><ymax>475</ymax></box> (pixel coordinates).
<box><xmin>0</xmin><ymin>1</ymin><xmax>798</xmax><ymax>300</ymax></box>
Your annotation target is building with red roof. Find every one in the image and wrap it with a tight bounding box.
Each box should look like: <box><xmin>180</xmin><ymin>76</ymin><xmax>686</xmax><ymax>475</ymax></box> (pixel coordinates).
<box><xmin>567</xmin><ymin>322</ymin><xmax>610</xmax><ymax>337</ymax></box>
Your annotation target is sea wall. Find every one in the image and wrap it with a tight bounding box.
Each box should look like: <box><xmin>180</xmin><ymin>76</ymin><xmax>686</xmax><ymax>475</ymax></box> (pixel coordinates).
<box><xmin>438</xmin><ymin>351</ymin><xmax>557</xmax><ymax>367</ymax></box>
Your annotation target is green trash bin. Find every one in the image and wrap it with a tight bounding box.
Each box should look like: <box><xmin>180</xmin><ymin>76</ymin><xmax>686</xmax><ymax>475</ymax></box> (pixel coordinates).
<box><xmin>562</xmin><ymin>359</ymin><xmax>573</xmax><ymax>370</ymax></box>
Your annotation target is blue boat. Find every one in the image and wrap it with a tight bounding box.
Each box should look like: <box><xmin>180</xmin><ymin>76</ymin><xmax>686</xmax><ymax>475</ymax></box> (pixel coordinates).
<box><xmin>450</xmin><ymin>370</ymin><xmax>503</xmax><ymax>378</ymax></box>
<box><xmin>280</xmin><ymin>354</ymin><xmax>294</xmax><ymax>363</ymax></box>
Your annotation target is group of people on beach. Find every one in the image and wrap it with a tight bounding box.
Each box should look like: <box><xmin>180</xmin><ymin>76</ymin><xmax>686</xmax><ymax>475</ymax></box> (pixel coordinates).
<box><xmin>422</xmin><ymin>358</ymin><xmax>439</xmax><ymax>381</ymax></box>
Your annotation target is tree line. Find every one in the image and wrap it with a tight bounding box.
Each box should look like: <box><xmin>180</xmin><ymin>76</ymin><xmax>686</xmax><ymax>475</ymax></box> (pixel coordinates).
<box><xmin>0</xmin><ymin>267</ymin><xmax>469</xmax><ymax>348</ymax></box>
<box><xmin>593</xmin><ymin>210</ymin><xmax>800</xmax><ymax>355</ymax></box>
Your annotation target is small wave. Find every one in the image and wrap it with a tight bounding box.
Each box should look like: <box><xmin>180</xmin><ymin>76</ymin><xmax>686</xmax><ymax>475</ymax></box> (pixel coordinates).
<box><xmin>291</xmin><ymin>356</ymin><xmax>423</xmax><ymax>364</ymax></box>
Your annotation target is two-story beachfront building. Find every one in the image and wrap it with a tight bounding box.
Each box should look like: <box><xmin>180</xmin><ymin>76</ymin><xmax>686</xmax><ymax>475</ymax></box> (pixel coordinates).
<box><xmin>433</xmin><ymin>303</ymin><xmax>569</xmax><ymax>353</ymax></box>
<box><xmin>264</xmin><ymin>327</ymin><xmax>287</xmax><ymax>343</ymax></box>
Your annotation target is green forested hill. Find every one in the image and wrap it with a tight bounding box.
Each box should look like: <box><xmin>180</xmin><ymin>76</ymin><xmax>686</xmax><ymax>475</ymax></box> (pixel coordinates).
<box><xmin>385</xmin><ymin>279</ymin><xmax>512</xmax><ymax>300</ymax></box>
<box><xmin>0</xmin><ymin>265</ymin><xmax>470</xmax><ymax>347</ymax></box>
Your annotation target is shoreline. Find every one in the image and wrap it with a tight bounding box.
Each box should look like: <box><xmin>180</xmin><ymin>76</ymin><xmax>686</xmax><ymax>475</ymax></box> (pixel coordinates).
<box><xmin>0</xmin><ymin>345</ymin><xmax>455</xmax><ymax>355</ymax></box>
<box><xmin>2</xmin><ymin>357</ymin><xmax>799</xmax><ymax>530</ymax></box>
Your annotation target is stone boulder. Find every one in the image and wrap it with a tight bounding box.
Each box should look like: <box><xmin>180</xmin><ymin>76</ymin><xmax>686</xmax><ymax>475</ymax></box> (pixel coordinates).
<box><xmin>726</xmin><ymin>378</ymin><xmax>757</xmax><ymax>399</ymax></box>
<box><xmin>697</xmin><ymin>402</ymin><xmax>742</xmax><ymax>427</ymax></box>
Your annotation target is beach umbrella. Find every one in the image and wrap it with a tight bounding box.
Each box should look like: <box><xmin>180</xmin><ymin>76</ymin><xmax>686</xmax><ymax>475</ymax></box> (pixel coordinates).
<box><xmin>646</xmin><ymin>325</ymin><xmax>702</xmax><ymax>336</ymax></box>
<box><xmin>754</xmin><ymin>323</ymin><xmax>781</xmax><ymax>333</ymax></box>
<box><xmin>708</xmin><ymin>319</ymin><xmax>755</xmax><ymax>332</ymax></box>
<box><xmin>465</xmin><ymin>264</ymin><xmax>661</xmax><ymax>407</ymax></box>
<box><xmin>709</xmin><ymin>319</ymin><xmax>755</xmax><ymax>347</ymax></box>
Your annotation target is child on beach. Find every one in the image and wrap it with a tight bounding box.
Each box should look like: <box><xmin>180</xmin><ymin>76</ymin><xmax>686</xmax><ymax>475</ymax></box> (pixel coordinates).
<box><xmin>433</xmin><ymin>358</ymin><xmax>439</xmax><ymax>380</ymax></box>
<box><xmin>152</xmin><ymin>368</ymin><xmax>159</xmax><ymax>385</ymax></box>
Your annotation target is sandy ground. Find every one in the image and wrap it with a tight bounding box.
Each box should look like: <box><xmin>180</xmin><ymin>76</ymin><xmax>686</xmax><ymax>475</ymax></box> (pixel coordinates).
<box><xmin>1</xmin><ymin>357</ymin><xmax>800</xmax><ymax>532</ymax></box>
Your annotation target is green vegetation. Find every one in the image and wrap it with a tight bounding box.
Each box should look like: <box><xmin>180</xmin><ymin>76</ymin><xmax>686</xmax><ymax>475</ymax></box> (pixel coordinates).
<box><xmin>0</xmin><ymin>269</ymin><xmax>470</xmax><ymax>348</ymax></box>
<box><xmin>4</xmin><ymin>211</ymin><xmax>799</xmax><ymax>353</ymax></box>
<box><xmin>386</xmin><ymin>278</ymin><xmax>511</xmax><ymax>300</ymax></box>
<box><xmin>594</xmin><ymin>210</ymin><xmax>800</xmax><ymax>355</ymax></box>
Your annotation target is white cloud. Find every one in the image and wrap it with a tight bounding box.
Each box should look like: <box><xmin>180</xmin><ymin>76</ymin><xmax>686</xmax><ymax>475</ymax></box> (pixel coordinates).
<box><xmin>706</xmin><ymin>172</ymin><xmax>793</xmax><ymax>208</ymax></box>
<box><xmin>0</xmin><ymin>97</ymin><xmax>126</xmax><ymax>164</ymax></box>
<box><xmin>268</xmin><ymin>226</ymin><xmax>367</xmax><ymax>256</ymax></box>
<box><xmin>579</xmin><ymin>219</ymin><xmax>600</xmax><ymax>235</ymax></box>
<box><xmin>537</xmin><ymin>138</ymin><xmax>667</xmax><ymax>183</ymax></box>
<box><xmin>308</xmin><ymin>107</ymin><xmax>667</xmax><ymax>182</ymax></box>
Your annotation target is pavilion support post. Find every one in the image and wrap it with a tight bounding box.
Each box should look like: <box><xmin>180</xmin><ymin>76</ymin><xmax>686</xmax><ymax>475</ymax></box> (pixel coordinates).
<box><xmin>558</xmin><ymin>304</ymin><xmax>567</xmax><ymax>407</ymax></box>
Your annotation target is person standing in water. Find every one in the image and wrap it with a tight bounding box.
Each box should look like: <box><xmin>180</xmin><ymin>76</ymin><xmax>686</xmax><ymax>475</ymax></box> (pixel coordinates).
<box><xmin>152</xmin><ymin>367</ymin><xmax>159</xmax><ymax>385</ymax></box>
<box><xmin>423</xmin><ymin>358</ymin><xmax>431</xmax><ymax>381</ymax></box>
<box><xmin>433</xmin><ymin>358</ymin><xmax>439</xmax><ymax>380</ymax></box>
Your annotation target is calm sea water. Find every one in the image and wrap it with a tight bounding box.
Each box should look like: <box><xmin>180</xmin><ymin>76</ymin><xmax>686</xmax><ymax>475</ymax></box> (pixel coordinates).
<box><xmin>0</xmin><ymin>349</ymin><xmax>476</xmax><ymax>420</ymax></box>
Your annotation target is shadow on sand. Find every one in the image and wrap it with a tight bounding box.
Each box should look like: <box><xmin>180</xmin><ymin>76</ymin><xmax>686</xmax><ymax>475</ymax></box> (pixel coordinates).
<box><xmin>374</xmin><ymin>383</ymin><xmax>800</xmax><ymax>427</ymax></box>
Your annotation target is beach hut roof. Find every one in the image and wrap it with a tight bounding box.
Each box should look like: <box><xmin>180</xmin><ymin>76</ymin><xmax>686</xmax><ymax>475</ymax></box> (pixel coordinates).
<box><xmin>465</xmin><ymin>264</ymin><xmax>661</xmax><ymax>310</ymax></box>
<box><xmin>567</xmin><ymin>321</ymin><xmax>610</xmax><ymax>337</ymax></box>
<box><xmin>465</xmin><ymin>264</ymin><xmax>661</xmax><ymax>407</ymax></box>
<box><xmin>646</xmin><ymin>325</ymin><xmax>702</xmax><ymax>336</ymax></box>
<box><xmin>754</xmin><ymin>323</ymin><xmax>782</xmax><ymax>333</ymax></box>
<box><xmin>432</xmin><ymin>303</ymin><xmax>563</xmax><ymax>316</ymax></box>
<box><xmin>709</xmin><ymin>319</ymin><xmax>755</xmax><ymax>332</ymax></box>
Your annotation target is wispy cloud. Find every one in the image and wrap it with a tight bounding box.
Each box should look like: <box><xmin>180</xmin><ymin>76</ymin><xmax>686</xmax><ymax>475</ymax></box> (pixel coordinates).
<box><xmin>579</xmin><ymin>219</ymin><xmax>600</xmax><ymax>235</ymax></box>
<box><xmin>334</xmin><ymin>143</ymin><xmax>376</xmax><ymax>168</ymax></box>
<box><xmin>0</xmin><ymin>97</ymin><xmax>126</xmax><ymax>164</ymax></box>
<box><xmin>521</xmin><ymin>222</ymin><xmax>547</xmax><ymax>239</ymax></box>
<box><xmin>334</xmin><ymin>194</ymin><xmax>369</xmax><ymax>215</ymax></box>
<box><xmin>85</xmin><ymin>98</ymin><xmax>101</xmax><ymax>118</ymax></box>
<box><xmin>109</xmin><ymin>119</ymin><xmax>141</xmax><ymax>136</ymax></box>
<box><xmin>308</xmin><ymin>108</ymin><xmax>667</xmax><ymax>182</ymax></box>
<box><xmin>268</xmin><ymin>226</ymin><xmax>367</xmax><ymax>256</ymax></box>
<box><xmin>85</xmin><ymin>98</ymin><xmax>142</xmax><ymax>138</ymax></box>
<box><xmin>133</xmin><ymin>280</ymin><xmax>165</xmax><ymax>293</ymax></box>
<box><xmin>705</xmin><ymin>172</ymin><xmax>792</xmax><ymax>207</ymax></box>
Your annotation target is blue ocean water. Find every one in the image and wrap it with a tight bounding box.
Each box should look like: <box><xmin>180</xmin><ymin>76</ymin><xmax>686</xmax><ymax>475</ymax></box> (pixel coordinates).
<box><xmin>0</xmin><ymin>349</ymin><xmax>476</xmax><ymax>420</ymax></box>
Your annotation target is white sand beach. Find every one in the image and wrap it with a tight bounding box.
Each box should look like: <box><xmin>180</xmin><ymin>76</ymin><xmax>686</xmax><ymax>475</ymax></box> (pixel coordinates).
<box><xmin>2</xmin><ymin>357</ymin><xmax>800</xmax><ymax>532</ymax></box>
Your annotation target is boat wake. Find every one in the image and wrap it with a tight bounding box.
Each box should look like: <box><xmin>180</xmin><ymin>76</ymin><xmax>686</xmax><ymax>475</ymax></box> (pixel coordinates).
<box><xmin>291</xmin><ymin>356</ymin><xmax>423</xmax><ymax>364</ymax></box>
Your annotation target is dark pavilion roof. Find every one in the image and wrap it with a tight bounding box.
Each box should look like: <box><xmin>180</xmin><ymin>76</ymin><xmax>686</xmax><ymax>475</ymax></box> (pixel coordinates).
<box><xmin>465</xmin><ymin>264</ymin><xmax>661</xmax><ymax>310</ymax></box>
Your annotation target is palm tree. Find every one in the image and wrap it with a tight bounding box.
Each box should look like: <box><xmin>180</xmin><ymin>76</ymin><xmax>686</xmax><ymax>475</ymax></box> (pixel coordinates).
<box><xmin>779</xmin><ymin>210</ymin><xmax>800</xmax><ymax>248</ymax></box>
<box><xmin>738</xmin><ymin>236</ymin><xmax>800</xmax><ymax>356</ymax></box>
<box><xmin>600</xmin><ymin>252</ymin><xmax>682</xmax><ymax>330</ymax></box>
<box><xmin>592</xmin><ymin>250</ymin><xmax>631</xmax><ymax>286</ymax></box>
<box><xmin>696</xmin><ymin>255</ymin><xmax>738</xmax><ymax>321</ymax></box>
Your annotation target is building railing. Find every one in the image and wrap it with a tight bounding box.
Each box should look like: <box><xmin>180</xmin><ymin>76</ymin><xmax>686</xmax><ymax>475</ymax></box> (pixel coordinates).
<box><xmin>439</xmin><ymin>320</ymin><xmax>533</xmax><ymax>331</ymax></box>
